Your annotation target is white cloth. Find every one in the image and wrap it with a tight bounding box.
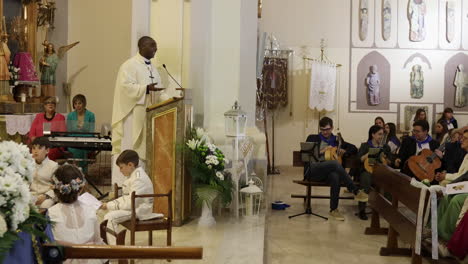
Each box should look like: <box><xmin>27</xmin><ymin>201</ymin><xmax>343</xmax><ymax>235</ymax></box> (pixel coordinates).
<box><xmin>5</xmin><ymin>114</ymin><xmax>35</xmax><ymax>135</ymax></box>
<box><xmin>111</xmin><ymin>53</ymin><xmax>162</xmax><ymax>160</ymax></box>
<box><xmin>387</xmin><ymin>140</ymin><xmax>399</xmax><ymax>154</ymax></box>
<box><xmin>106</xmin><ymin>167</ymin><xmax>155</xmax><ymax>219</ymax></box>
<box><xmin>309</xmin><ymin>61</ymin><xmax>337</xmax><ymax>111</ymax></box>
<box><xmin>410</xmin><ymin>178</ymin><xmax>446</xmax><ymax>260</ymax></box>
<box><xmin>415</xmin><ymin>142</ymin><xmax>430</xmax><ymax>155</ymax></box>
<box><xmin>111</xmin><ymin>53</ymin><xmax>161</xmax><ymax>183</ymax></box>
<box><xmin>30</xmin><ymin>157</ymin><xmax>58</xmax><ymax>208</ymax></box>
<box><xmin>105</xmin><ymin>167</ymin><xmax>160</xmax><ymax>244</ymax></box>
<box><xmin>48</xmin><ymin>201</ymin><xmax>106</xmax><ymax>264</ymax></box>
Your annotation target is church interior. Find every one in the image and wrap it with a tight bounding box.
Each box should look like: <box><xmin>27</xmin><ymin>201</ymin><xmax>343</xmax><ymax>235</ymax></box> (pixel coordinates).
<box><xmin>1</xmin><ymin>0</ymin><xmax>468</xmax><ymax>263</ymax></box>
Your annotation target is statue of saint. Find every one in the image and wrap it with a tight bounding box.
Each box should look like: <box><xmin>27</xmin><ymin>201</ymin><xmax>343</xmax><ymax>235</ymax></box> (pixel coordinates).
<box><xmin>410</xmin><ymin>64</ymin><xmax>424</xmax><ymax>99</ymax></box>
<box><xmin>454</xmin><ymin>64</ymin><xmax>467</xmax><ymax>108</ymax></box>
<box><xmin>408</xmin><ymin>0</ymin><xmax>427</xmax><ymax>42</ymax></box>
<box><xmin>0</xmin><ymin>34</ymin><xmax>11</xmax><ymax>100</ymax></box>
<box><xmin>39</xmin><ymin>40</ymin><xmax>79</xmax><ymax>97</ymax></box>
<box><xmin>446</xmin><ymin>1</ymin><xmax>455</xmax><ymax>43</ymax></box>
<box><xmin>382</xmin><ymin>0</ymin><xmax>392</xmax><ymax>41</ymax></box>
<box><xmin>359</xmin><ymin>0</ymin><xmax>369</xmax><ymax>41</ymax></box>
<box><xmin>366</xmin><ymin>65</ymin><xmax>381</xmax><ymax>105</ymax></box>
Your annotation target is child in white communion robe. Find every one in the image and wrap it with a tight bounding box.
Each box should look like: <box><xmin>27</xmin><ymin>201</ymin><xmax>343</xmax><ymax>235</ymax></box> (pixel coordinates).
<box><xmin>47</xmin><ymin>164</ymin><xmax>106</xmax><ymax>264</ymax></box>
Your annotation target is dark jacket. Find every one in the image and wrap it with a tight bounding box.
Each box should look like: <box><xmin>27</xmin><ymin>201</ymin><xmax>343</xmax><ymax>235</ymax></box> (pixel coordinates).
<box><xmin>303</xmin><ymin>134</ymin><xmax>357</xmax><ymax>175</ymax></box>
<box><xmin>443</xmin><ymin>142</ymin><xmax>467</xmax><ymax>173</ymax></box>
<box><xmin>398</xmin><ymin>136</ymin><xmax>440</xmax><ymax>167</ymax></box>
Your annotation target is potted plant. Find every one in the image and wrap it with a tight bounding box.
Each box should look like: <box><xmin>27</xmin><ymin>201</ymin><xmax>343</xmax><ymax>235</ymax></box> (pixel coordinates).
<box><xmin>185</xmin><ymin>127</ymin><xmax>233</xmax><ymax>226</ymax></box>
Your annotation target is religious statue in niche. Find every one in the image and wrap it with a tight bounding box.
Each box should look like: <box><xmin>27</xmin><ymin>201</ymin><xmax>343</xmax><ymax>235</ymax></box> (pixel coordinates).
<box><xmin>382</xmin><ymin>0</ymin><xmax>391</xmax><ymax>41</ymax></box>
<box><xmin>446</xmin><ymin>1</ymin><xmax>455</xmax><ymax>43</ymax></box>
<box><xmin>410</xmin><ymin>64</ymin><xmax>424</xmax><ymax>99</ymax></box>
<box><xmin>366</xmin><ymin>65</ymin><xmax>381</xmax><ymax>105</ymax></box>
<box><xmin>359</xmin><ymin>0</ymin><xmax>369</xmax><ymax>41</ymax></box>
<box><xmin>408</xmin><ymin>0</ymin><xmax>427</xmax><ymax>42</ymax></box>
<box><xmin>454</xmin><ymin>64</ymin><xmax>467</xmax><ymax>108</ymax></box>
<box><xmin>39</xmin><ymin>40</ymin><xmax>79</xmax><ymax>97</ymax></box>
<box><xmin>0</xmin><ymin>25</ymin><xmax>11</xmax><ymax>101</ymax></box>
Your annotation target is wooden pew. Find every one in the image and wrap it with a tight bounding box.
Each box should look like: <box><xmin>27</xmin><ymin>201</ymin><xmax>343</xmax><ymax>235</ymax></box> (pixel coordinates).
<box><xmin>42</xmin><ymin>244</ymin><xmax>203</xmax><ymax>263</ymax></box>
<box><xmin>368</xmin><ymin>163</ymin><xmax>428</xmax><ymax>264</ymax></box>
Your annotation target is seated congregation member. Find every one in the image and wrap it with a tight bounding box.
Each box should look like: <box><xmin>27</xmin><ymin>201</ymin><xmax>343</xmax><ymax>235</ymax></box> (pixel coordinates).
<box><xmin>384</xmin><ymin>122</ymin><xmax>400</xmax><ymax>155</ymax></box>
<box><xmin>67</xmin><ymin>94</ymin><xmax>96</xmax><ymax>172</ymax></box>
<box><xmin>439</xmin><ymin>107</ymin><xmax>458</xmax><ymax>130</ymax></box>
<box><xmin>443</xmin><ymin>130</ymin><xmax>467</xmax><ymax>174</ymax></box>
<box><xmin>304</xmin><ymin>117</ymin><xmax>368</xmax><ymax>221</ymax></box>
<box><xmin>357</xmin><ymin>125</ymin><xmax>391</xmax><ymax>220</ymax></box>
<box><xmin>30</xmin><ymin>137</ymin><xmax>59</xmax><ymax>209</ymax></box>
<box><xmin>436</xmin><ymin>129</ymin><xmax>468</xmax><ymax>242</ymax></box>
<box><xmin>48</xmin><ymin>164</ymin><xmax>106</xmax><ymax>264</ymax></box>
<box><xmin>394</xmin><ymin>120</ymin><xmax>440</xmax><ymax>175</ymax></box>
<box><xmin>413</xmin><ymin>108</ymin><xmax>427</xmax><ymax>122</ymax></box>
<box><xmin>101</xmin><ymin>150</ymin><xmax>155</xmax><ymax>244</ymax></box>
<box><xmin>434</xmin><ymin>119</ymin><xmax>449</xmax><ymax>144</ymax></box>
<box><xmin>374</xmin><ymin>116</ymin><xmax>385</xmax><ymax>128</ymax></box>
<box><xmin>29</xmin><ymin>96</ymin><xmax>66</xmax><ymax>160</ymax></box>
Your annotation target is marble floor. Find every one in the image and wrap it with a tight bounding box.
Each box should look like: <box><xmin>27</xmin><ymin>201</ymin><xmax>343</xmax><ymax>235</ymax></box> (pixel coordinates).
<box><xmin>97</xmin><ymin>197</ymin><xmax>265</xmax><ymax>264</ymax></box>
<box><xmin>93</xmin><ymin>165</ymin><xmax>462</xmax><ymax>264</ymax></box>
<box><xmin>263</xmin><ymin>166</ymin><xmax>433</xmax><ymax>264</ymax></box>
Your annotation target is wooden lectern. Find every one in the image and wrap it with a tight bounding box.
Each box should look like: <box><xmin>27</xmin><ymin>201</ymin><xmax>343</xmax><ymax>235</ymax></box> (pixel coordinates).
<box><xmin>146</xmin><ymin>96</ymin><xmax>192</xmax><ymax>226</ymax></box>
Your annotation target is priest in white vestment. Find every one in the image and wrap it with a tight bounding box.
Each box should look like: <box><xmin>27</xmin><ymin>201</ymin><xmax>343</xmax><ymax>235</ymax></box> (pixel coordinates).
<box><xmin>111</xmin><ymin>36</ymin><xmax>167</xmax><ymax>184</ymax></box>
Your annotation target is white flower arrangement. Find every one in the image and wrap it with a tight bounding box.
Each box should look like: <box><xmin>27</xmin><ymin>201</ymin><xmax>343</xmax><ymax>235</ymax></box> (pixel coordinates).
<box><xmin>0</xmin><ymin>141</ymin><xmax>50</xmax><ymax>260</ymax></box>
<box><xmin>0</xmin><ymin>141</ymin><xmax>35</xmax><ymax>231</ymax></box>
<box><xmin>186</xmin><ymin>127</ymin><xmax>233</xmax><ymax>208</ymax></box>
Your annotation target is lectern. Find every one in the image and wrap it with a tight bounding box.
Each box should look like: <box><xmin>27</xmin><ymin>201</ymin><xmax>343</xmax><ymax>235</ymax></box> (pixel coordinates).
<box><xmin>146</xmin><ymin>96</ymin><xmax>192</xmax><ymax>226</ymax></box>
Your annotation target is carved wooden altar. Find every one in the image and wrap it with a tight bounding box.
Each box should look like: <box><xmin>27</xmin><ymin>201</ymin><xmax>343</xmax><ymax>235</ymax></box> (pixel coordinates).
<box><xmin>146</xmin><ymin>96</ymin><xmax>192</xmax><ymax>226</ymax></box>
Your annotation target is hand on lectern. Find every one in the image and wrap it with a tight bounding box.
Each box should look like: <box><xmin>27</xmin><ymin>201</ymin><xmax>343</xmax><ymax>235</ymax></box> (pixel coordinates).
<box><xmin>147</xmin><ymin>83</ymin><xmax>165</xmax><ymax>92</ymax></box>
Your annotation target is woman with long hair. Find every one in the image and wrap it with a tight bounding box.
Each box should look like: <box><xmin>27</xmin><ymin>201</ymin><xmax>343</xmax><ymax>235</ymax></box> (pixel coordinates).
<box><xmin>434</xmin><ymin>120</ymin><xmax>449</xmax><ymax>144</ymax></box>
<box><xmin>384</xmin><ymin>122</ymin><xmax>400</xmax><ymax>154</ymax></box>
<box><xmin>357</xmin><ymin>125</ymin><xmax>391</xmax><ymax>220</ymax></box>
<box><xmin>438</xmin><ymin>107</ymin><xmax>458</xmax><ymax>130</ymax></box>
<box><xmin>413</xmin><ymin>108</ymin><xmax>427</xmax><ymax>122</ymax></box>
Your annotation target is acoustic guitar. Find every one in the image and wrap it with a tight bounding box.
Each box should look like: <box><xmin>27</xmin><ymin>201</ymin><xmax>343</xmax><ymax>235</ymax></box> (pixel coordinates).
<box><xmin>364</xmin><ymin>133</ymin><xmax>388</xmax><ymax>174</ymax></box>
<box><xmin>407</xmin><ymin>137</ymin><xmax>450</xmax><ymax>181</ymax></box>
<box><xmin>324</xmin><ymin>132</ymin><xmax>343</xmax><ymax>164</ymax></box>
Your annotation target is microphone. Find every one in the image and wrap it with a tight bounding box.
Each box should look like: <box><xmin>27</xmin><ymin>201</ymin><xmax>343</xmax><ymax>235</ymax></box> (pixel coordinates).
<box><xmin>162</xmin><ymin>64</ymin><xmax>183</xmax><ymax>89</ymax></box>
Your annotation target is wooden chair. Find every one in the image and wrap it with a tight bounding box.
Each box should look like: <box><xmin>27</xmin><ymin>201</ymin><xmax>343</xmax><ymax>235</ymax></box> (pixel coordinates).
<box><xmin>113</xmin><ymin>183</ymin><xmax>173</xmax><ymax>247</ymax></box>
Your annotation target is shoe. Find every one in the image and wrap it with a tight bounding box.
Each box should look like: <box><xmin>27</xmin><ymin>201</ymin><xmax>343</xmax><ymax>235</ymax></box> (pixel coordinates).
<box><xmin>330</xmin><ymin>209</ymin><xmax>345</xmax><ymax>221</ymax></box>
<box><xmin>358</xmin><ymin>211</ymin><xmax>368</xmax><ymax>220</ymax></box>
<box><xmin>354</xmin><ymin>190</ymin><xmax>369</xmax><ymax>202</ymax></box>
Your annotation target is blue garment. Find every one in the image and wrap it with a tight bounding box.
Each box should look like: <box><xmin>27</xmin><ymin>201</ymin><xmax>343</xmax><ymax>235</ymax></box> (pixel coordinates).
<box><xmin>66</xmin><ymin>109</ymin><xmax>96</xmax><ymax>134</ymax></box>
<box><xmin>66</xmin><ymin>110</ymin><xmax>96</xmax><ymax>173</ymax></box>
<box><xmin>411</xmin><ymin>135</ymin><xmax>433</xmax><ymax>148</ymax></box>
<box><xmin>3</xmin><ymin>224</ymin><xmax>54</xmax><ymax>264</ymax></box>
<box><xmin>319</xmin><ymin>133</ymin><xmax>337</xmax><ymax>147</ymax></box>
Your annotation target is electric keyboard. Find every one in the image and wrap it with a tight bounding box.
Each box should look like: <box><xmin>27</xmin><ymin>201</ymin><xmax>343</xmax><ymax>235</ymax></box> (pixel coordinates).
<box><xmin>48</xmin><ymin>136</ymin><xmax>112</xmax><ymax>151</ymax></box>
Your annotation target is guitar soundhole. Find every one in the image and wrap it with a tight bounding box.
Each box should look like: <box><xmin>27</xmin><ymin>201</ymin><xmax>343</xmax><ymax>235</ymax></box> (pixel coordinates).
<box><xmin>426</xmin><ymin>157</ymin><xmax>433</xmax><ymax>163</ymax></box>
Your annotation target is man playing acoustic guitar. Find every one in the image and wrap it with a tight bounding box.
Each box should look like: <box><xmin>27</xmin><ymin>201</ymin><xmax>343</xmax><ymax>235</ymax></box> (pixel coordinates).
<box><xmin>395</xmin><ymin>120</ymin><xmax>441</xmax><ymax>177</ymax></box>
<box><xmin>304</xmin><ymin>117</ymin><xmax>368</xmax><ymax>221</ymax></box>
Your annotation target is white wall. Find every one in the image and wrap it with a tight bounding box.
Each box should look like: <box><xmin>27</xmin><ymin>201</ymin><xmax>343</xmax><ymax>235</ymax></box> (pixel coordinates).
<box><xmin>67</xmin><ymin>0</ymin><xmax>132</xmax><ymax>130</ymax></box>
<box><xmin>260</xmin><ymin>0</ymin><xmax>468</xmax><ymax>166</ymax></box>
<box><xmin>260</xmin><ymin>0</ymin><xmax>354</xmax><ymax>166</ymax></box>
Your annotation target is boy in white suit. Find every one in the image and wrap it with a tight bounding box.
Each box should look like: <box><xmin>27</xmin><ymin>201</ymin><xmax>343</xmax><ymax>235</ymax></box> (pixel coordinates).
<box><xmin>101</xmin><ymin>150</ymin><xmax>156</xmax><ymax>244</ymax></box>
